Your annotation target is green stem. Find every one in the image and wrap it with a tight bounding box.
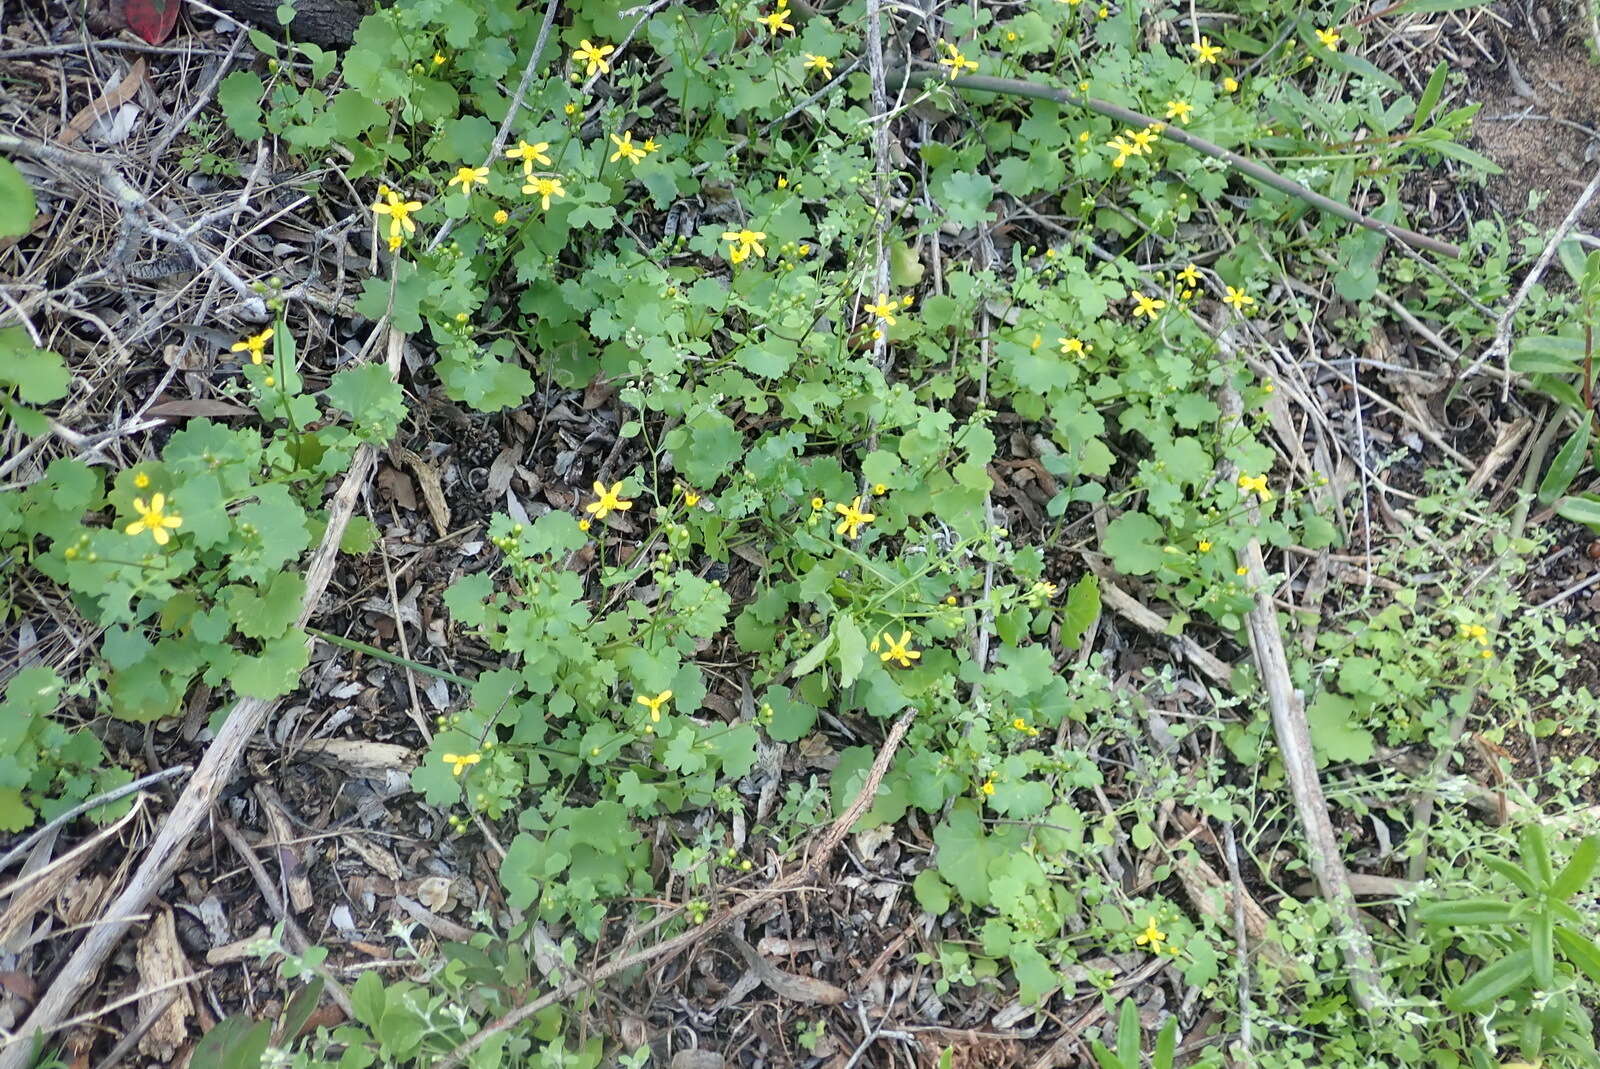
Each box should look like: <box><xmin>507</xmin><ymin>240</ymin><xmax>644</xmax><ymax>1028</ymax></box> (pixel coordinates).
<box><xmin>891</xmin><ymin>68</ymin><xmax>1463</xmax><ymax>260</ymax></box>
<box><xmin>307</xmin><ymin>626</ymin><xmax>475</xmax><ymax>687</ymax></box>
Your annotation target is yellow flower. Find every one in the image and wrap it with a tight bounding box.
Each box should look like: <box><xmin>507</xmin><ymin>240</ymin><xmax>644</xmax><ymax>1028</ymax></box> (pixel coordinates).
<box><xmin>980</xmin><ymin>778</ymin><xmax>996</xmax><ymax>796</ymax></box>
<box><xmin>1107</xmin><ymin>135</ymin><xmax>1136</xmax><ymax>169</ymax></box>
<box><xmin>1135</xmin><ymin>917</ymin><xmax>1167</xmax><ymax>951</ymax></box>
<box><xmin>1235</xmin><ymin>566</ymin><xmax>1249</xmax><ymax>576</ymax></box>
<box><xmin>522</xmin><ymin>175</ymin><xmax>567</xmax><ymax>210</ymax></box>
<box><xmin>1176</xmin><ymin>264</ymin><xmax>1201</xmax><ymax>287</ymax></box>
<box><xmin>385</xmin><ymin>235</ymin><xmax>402</xmax><ymax>253</ymax></box>
<box><xmin>803</xmin><ymin>53</ymin><xmax>834</xmax><ymax>76</ymax></box>
<box><xmin>777</xmin><ymin>176</ymin><xmax>789</xmax><ymax>188</ymax></box>
<box><xmin>938</xmin><ymin>40</ymin><xmax>978</xmax><ymax>78</ymax></box>
<box><xmin>1164</xmin><ymin>99</ymin><xmax>1194</xmax><ymax>123</ymax></box>
<box><xmin>443</xmin><ymin>752</ymin><xmax>481</xmax><ymax>776</ymax></box>
<box><xmin>263</xmin><ymin>374</ymin><xmax>277</xmax><ymax>387</ymax></box>
<box><xmin>492</xmin><ymin>209</ymin><xmax>510</xmax><ymax>225</ymax></box>
<box><xmin>506</xmin><ymin>139</ymin><xmax>552</xmax><ymax>172</ymax></box>
<box><xmin>642</xmin><ymin>137</ymin><xmax>661</xmax><ymax>154</ymax></box>
<box><xmin>1131</xmin><ymin>291</ymin><xmax>1167</xmax><ymax>318</ymax></box>
<box><xmin>879</xmin><ymin>630</ymin><xmax>921</xmax><ymax>668</ymax></box>
<box><xmin>1237</xmin><ymin>473</ymin><xmax>1271</xmax><ymax>501</ymax></box>
<box><xmin>1223</xmin><ymin>285</ymin><xmax>1256</xmax><ymax>310</ymax></box>
<box><xmin>683</xmin><ymin>488</ymin><xmax>701</xmax><ymax>507</ymax></box>
<box><xmin>721</xmin><ymin>228</ymin><xmax>768</xmax><ymax>261</ymax></box>
<box><xmin>1059</xmin><ymin>336</ymin><xmax>1089</xmax><ymax>356</ymax></box>
<box><xmin>863</xmin><ymin>294</ymin><xmax>900</xmax><ymax>325</ymax></box>
<box><xmin>578</xmin><ymin>518</ymin><xmax>591</xmax><ymax>532</ymax></box>
<box><xmin>1011</xmin><ymin>717</ymin><xmax>1040</xmax><ymax>737</ymax></box>
<box><xmin>757</xmin><ymin>0</ymin><xmax>794</xmax><ymax>35</ymax></box>
<box><xmin>810</xmin><ymin>496</ymin><xmax>824</xmax><ymax>511</ymax></box>
<box><xmin>872</xmin><ymin>482</ymin><xmax>887</xmax><ymax>495</ymax></box>
<box><xmin>1129</xmin><ymin>127</ymin><xmax>1158</xmax><ymax>153</ymax></box>
<box><xmin>432</xmin><ymin>52</ymin><xmax>446</xmax><ymax>66</ymax></box>
<box><xmin>610</xmin><ymin>131</ymin><xmax>647</xmax><ymax>165</ymax></box>
<box><xmin>133</xmin><ymin>472</ymin><xmax>150</xmax><ymax>489</ymax></box>
<box><xmin>1460</xmin><ymin>623</ymin><xmax>1490</xmax><ymax>645</ymax></box>
<box><xmin>447</xmin><ymin>165</ymin><xmax>490</xmax><ymax>197</ymax></box>
<box><xmin>1222</xmin><ymin>75</ymin><xmax>1240</xmax><ymax>92</ymax></box>
<box><xmin>125</xmin><ymin>494</ymin><xmax>182</xmax><ymax>546</ymax></box>
<box><xmin>573</xmin><ymin>39</ymin><xmax>615</xmax><ymax>77</ymax></box>
<box><xmin>1192</xmin><ymin>36</ymin><xmax>1222</xmax><ymax>64</ymax></box>
<box><xmin>834</xmin><ymin>496</ymin><xmax>875</xmax><ymax>539</ymax></box>
<box><xmin>565</xmin><ymin>102</ymin><xmax>579</xmax><ymax>116</ymax></box>
<box><xmin>231</xmin><ymin>326</ymin><xmax>275</xmax><ymax>365</ymax></box>
<box><xmin>636</xmin><ymin>689</ymin><xmax>673</xmax><ymax>722</ymax></box>
<box><xmin>373</xmin><ymin>188</ymin><xmax>423</xmax><ymax>240</ymax></box>
<box><xmin>586</xmin><ymin>480</ymin><xmax>633</xmax><ymax>519</ymax></box>
<box><xmin>1315</xmin><ymin>26</ymin><xmax>1341</xmax><ymax>50</ymax></box>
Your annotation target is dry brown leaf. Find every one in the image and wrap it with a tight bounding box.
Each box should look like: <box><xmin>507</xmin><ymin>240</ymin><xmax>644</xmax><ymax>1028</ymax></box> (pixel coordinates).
<box><xmin>58</xmin><ymin>60</ymin><xmax>145</xmax><ymax>146</ymax></box>
<box><xmin>728</xmin><ymin>933</ymin><xmax>846</xmax><ymax>1005</ymax></box>
<box><xmin>376</xmin><ymin>465</ymin><xmax>419</xmax><ymax>512</ymax></box>
<box><xmin>394</xmin><ymin>445</ymin><xmax>451</xmax><ymax>534</ymax></box>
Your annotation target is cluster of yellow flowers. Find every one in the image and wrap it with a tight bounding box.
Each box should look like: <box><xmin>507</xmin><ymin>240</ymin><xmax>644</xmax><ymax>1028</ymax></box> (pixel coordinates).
<box><xmin>1106</xmin><ymin>124</ymin><xmax>1161</xmax><ymax>169</ymax></box>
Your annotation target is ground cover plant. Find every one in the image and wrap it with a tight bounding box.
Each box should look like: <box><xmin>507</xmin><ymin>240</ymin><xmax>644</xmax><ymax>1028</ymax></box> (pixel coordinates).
<box><xmin>3</xmin><ymin>0</ymin><xmax>1600</xmax><ymax>1066</ymax></box>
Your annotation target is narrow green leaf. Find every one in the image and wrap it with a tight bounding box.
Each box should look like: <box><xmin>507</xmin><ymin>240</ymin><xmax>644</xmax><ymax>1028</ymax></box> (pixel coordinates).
<box><xmin>1415</xmin><ymin>897</ymin><xmax>1521</xmax><ymax>926</ymax></box>
<box><xmin>1521</xmin><ymin>822</ymin><xmax>1553</xmax><ymax>886</ymax></box>
<box><xmin>1409</xmin><ymin>60</ymin><xmax>1449</xmax><ymax>134</ymax></box>
<box><xmin>1115</xmin><ymin>998</ymin><xmax>1140</xmax><ymax>1069</ymax></box>
<box><xmin>1153</xmin><ymin>1016</ymin><xmax>1178</xmax><ymax>1069</ymax></box>
<box><xmin>1556</xmin><ymin>493</ymin><xmax>1600</xmax><ymax>530</ymax></box>
<box><xmin>1531</xmin><ymin>911</ymin><xmax>1555</xmax><ymax>989</ymax></box>
<box><xmin>1551</xmin><ymin>836</ymin><xmax>1600</xmax><ymax>900</ymax></box>
<box><xmin>1446</xmin><ymin>948</ymin><xmax>1533</xmax><ymax>1012</ymax></box>
<box><xmin>1483</xmin><ymin>856</ymin><xmax>1538</xmax><ymax>897</ymax></box>
<box><xmin>1538</xmin><ymin>426</ymin><xmax>1590</xmax><ymax>505</ymax></box>
<box><xmin>1553</xmin><ymin>925</ymin><xmax>1600</xmax><ymax>985</ymax></box>
<box><xmin>1510</xmin><ymin>336</ymin><xmax>1586</xmax><ymax>375</ymax></box>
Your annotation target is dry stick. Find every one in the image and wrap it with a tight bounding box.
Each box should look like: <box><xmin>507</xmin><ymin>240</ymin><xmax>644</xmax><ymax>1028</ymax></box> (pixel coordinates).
<box><xmin>0</xmin><ymin>766</ymin><xmax>191</xmax><ymax>875</ymax></box>
<box><xmin>1457</xmin><ymin>160</ymin><xmax>1600</xmax><ymax>399</ymax></box>
<box><xmin>1216</xmin><ymin>361</ymin><xmax>1386</xmax><ymax>1019</ymax></box>
<box><xmin>432</xmin><ymin>711</ymin><xmax>917</xmax><ymax>1069</ymax></box>
<box><xmin>889</xmin><ymin>71</ymin><xmax>1460</xmax><ymax>260</ymax></box>
<box><xmin>0</xmin><ymin>330</ymin><xmax>405</xmax><ymax>1069</ymax></box>
<box><xmin>427</xmin><ymin>0</ymin><xmax>560</xmax><ymax>256</ymax></box>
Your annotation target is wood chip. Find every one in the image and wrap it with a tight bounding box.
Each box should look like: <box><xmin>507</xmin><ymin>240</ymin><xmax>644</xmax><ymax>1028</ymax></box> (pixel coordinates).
<box><xmin>253</xmin><ymin>785</ymin><xmax>314</xmax><ymax>914</ymax></box>
<box><xmin>297</xmin><ymin>738</ymin><xmax>416</xmax><ymax>774</ymax></box>
<box><xmin>341</xmin><ymin>834</ymin><xmax>402</xmax><ymax>881</ymax></box>
<box><xmin>134</xmin><ymin>909</ymin><xmax>194</xmax><ymax>1060</ymax></box>
<box><xmin>1173</xmin><ymin>852</ymin><xmax>1290</xmax><ymax>968</ymax></box>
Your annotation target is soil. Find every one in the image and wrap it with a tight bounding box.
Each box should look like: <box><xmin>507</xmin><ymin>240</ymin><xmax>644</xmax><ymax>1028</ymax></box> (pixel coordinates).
<box><xmin>4</xmin><ymin>1</ymin><xmax>1600</xmax><ymax>1067</ymax></box>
